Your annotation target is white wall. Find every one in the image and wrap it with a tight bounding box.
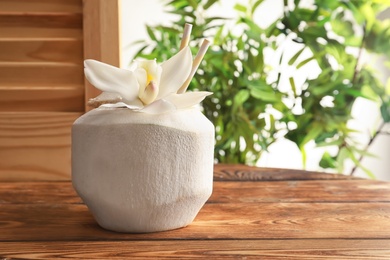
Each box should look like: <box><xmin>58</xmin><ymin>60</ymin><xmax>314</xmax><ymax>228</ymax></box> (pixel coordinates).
<box><xmin>121</xmin><ymin>0</ymin><xmax>169</xmax><ymax>68</ymax></box>
<box><xmin>120</xmin><ymin>0</ymin><xmax>390</xmax><ymax>180</ymax></box>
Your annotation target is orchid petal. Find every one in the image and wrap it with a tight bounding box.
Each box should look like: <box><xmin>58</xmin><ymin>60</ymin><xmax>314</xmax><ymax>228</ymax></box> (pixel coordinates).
<box><xmin>126</xmin><ymin>98</ymin><xmax>144</xmax><ymax>108</ymax></box>
<box><xmin>158</xmin><ymin>47</ymin><xmax>192</xmax><ymax>99</ymax></box>
<box><xmin>101</xmin><ymin>101</ymin><xmax>143</xmax><ymax>110</ymax></box>
<box><xmin>134</xmin><ymin>68</ymin><xmax>147</xmax><ymax>93</ymax></box>
<box><xmin>164</xmin><ymin>91</ymin><xmax>212</xmax><ymax>109</ymax></box>
<box><xmin>84</xmin><ymin>59</ymin><xmax>139</xmax><ymax>101</ymax></box>
<box><xmin>128</xmin><ymin>60</ymin><xmax>138</xmax><ymax>71</ymax></box>
<box><xmin>100</xmin><ymin>102</ymin><xmax>127</xmax><ymax>108</ymax></box>
<box><xmin>140</xmin><ymin>99</ymin><xmax>176</xmax><ymax>114</ymax></box>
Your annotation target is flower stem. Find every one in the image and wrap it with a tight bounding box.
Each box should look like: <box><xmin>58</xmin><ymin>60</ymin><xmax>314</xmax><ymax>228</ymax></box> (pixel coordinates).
<box><xmin>352</xmin><ymin>25</ymin><xmax>366</xmax><ymax>85</ymax></box>
<box><xmin>350</xmin><ymin>121</ymin><xmax>386</xmax><ymax>175</ymax></box>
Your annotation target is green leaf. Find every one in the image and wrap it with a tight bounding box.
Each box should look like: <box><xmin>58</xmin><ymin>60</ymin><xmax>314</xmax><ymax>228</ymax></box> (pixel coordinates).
<box><xmin>204</xmin><ymin>16</ymin><xmax>229</xmax><ymax>25</ymax></box>
<box><xmin>317</xmin><ymin>0</ymin><xmax>340</xmax><ymax>10</ymax></box>
<box><xmin>167</xmin><ymin>9</ymin><xmax>196</xmax><ymax>19</ymax></box>
<box><xmin>132</xmin><ymin>45</ymin><xmax>149</xmax><ymax>59</ymax></box>
<box><xmin>146</xmin><ymin>26</ymin><xmax>157</xmax><ymax>41</ymax></box>
<box><xmin>351</xmin><ymin>147</ymin><xmax>378</xmax><ymax>159</ymax></box>
<box><xmin>336</xmin><ymin>147</ymin><xmax>349</xmax><ymax>173</ymax></box>
<box><xmin>234</xmin><ymin>3</ymin><xmax>247</xmax><ymax>13</ymax></box>
<box><xmin>380</xmin><ymin>103</ymin><xmax>390</xmax><ymax>122</ymax></box>
<box><xmin>315</xmin><ymin>129</ymin><xmax>339</xmax><ymax>144</ymax></box>
<box><xmin>310</xmin><ymin>82</ymin><xmax>338</xmax><ymax>96</ymax></box>
<box><xmin>296</xmin><ymin>56</ymin><xmax>315</xmax><ymax>69</ymax></box>
<box><xmin>300</xmin><ymin>146</ymin><xmax>307</xmax><ymax>168</ymax></box>
<box><xmin>252</xmin><ymin>0</ymin><xmax>265</xmax><ymax>14</ymax></box>
<box><xmin>240</xmin><ymin>17</ymin><xmax>263</xmax><ymax>35</ymax></box>
<box><xmin>372</xmin><ymin>0</ymin><xmax>390</xmax><ymax>4</ymax></box>
<box><xmin>342</xmin><ymin>1</ymin><xmax>364</xmax><ymax>25</ymax></box>
<box><xmin>156</xmin><ymin>25</ymin><xmax>180</xmax><ymax>34</ymax></box>
<box><xmin>347</xmin><ymin>149</ymin><xmax>376</xmax><ymax>179</ymax></box>
<box><xmin>165</xmin><ymin>0</ymin><xmax>189</xmax><ymax>9</ymax></box>
<box><xmin>187</xmin><ymin>0</ymin><xmax>198</xmax><ymax>9</ymax></box>
<box><xmin>289</xmin><ymin>77</ymin><xmax>297</xmax><ymax>96</ymax></box>
<box><xmin>360</xmin><ymin>3</ymin><xmax>376</xmax><ymax>32</ymax></box>
<box><xmin>316</xmin><ymin>139</ymin><xmax>344</xmax><ymax>148</ymax></box>
<box><xmin>234</xmin><ymin>90</ymin><xmax>250</xmax><ymax>105</ymax></box>
<box><xmin>330</xmin><ymin>12</ymin><xmax>354</xmax><ymax>37</ymax></box>
<box><xmin>249</xmin><ymin>87</ymin><xmax>278</xmax><ymax>102</ymax></box>
<box><xmin>300</xmin><ymin>124</ymin><xmax>323</xmax><ymax>148</ymax></box>
<box><xmin>345</xmin><ymin>88</ymin><xmax>374</xmax><ymax>100</ymax></box>
<box><xmin>204</xmin><ymin>0</ymin><xmax>219</xmax><ymax>9</ymax></box>
<box><xmin>319</xmin><ymin>152</ymin><xmax>337</xmax><ymax>169</ymax></box>
<box><xmin>344</xmin><ymin>36</ymin><xmax>363</xmax><ymax>47</ymax></box>
<box><xmin>214</xmin><ymin>26</ymin><xmax>224</xmax><ymax>45</ymax></box>
<box><xmin>288</xmin><ymin>46</ymin><xmax>305</xmax><ymax>66</ymax></box>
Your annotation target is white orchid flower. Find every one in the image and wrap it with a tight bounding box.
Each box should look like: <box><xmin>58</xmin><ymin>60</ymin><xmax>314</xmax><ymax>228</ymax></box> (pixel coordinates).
<box><xmin>84</xmin><ymin>46</ymin><xmax>212</xmax><ymax>114</ymax></box>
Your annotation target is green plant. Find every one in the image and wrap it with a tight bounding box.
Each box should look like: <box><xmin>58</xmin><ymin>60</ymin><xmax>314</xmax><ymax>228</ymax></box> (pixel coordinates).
<box><xmin>134</xmin><ymin>0</ymin><xmax>390</xmax><ymax>177</ymax></box>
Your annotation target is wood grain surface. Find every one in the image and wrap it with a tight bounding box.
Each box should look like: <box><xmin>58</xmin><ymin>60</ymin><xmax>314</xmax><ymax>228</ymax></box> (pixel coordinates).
<box><xmin>0</xmin><ymin>23</ymin><xmax>82</xmax><ymax>39</ymax></box>
<box><xmin>0</xmin><ymin>0</ymin><xmax>83</xmax><ymax>112</ymax></box>
<box><xmin>0</xmin><ymin>0</ymin><xmax>84</xmax><ymax>180</ymax></box>
<box><xmin>0</xmin><ymin>86</ymin><xmax>84</xmax><ymax>112</ymax></box>
<box><xmin>83</xmin><ymin>0</ymin><xmax>121</xmax><ymax>110</ymax></box>
<box><xmin>0</xmin><ymin>0</ymin><xmax>82</xmax><ymax>13</ymax></box>
<box><xmin>1</xmin><ymin>240</ymin><xmax>389</xmax><ymax>259</ymax></box>
<box><xmin>1</xmin><ymin>178</ymin><xmax>389</xmax><ymax>204</ymax></box>
<box><xmin>213</xmin><ymin>163</ymin><xmax>357</xmax><ymax>181</ymax></box>
<box><xmin>0</xmin><ymin>63</ymin><xmax>83</xmax><ymax>87</ymax></box>
<box><xmin>1</xmin><ymin>200</ymin><xmax>390</xmax><ymax>241</ymax></box>
<box><xmin>0</xmin><ymin>112</ymin><xmax>81</xmax><ymax>180</ymax></box>
<box><xmin>0</xmin><ymin>40</ymin><xmax>83</xmax><ymax>63</ymax></box>
<box><xmin>0</xmin><ymin>165</ymin><xmax>389</xmax><ymax>259</ymax></box>
<box><xmin>0</xmin><ymin>0</ymin><xmax>122</xmax><ymax>181</ymax></box>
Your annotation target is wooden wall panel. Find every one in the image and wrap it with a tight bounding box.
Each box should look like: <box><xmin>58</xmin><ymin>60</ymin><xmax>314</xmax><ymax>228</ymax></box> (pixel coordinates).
<box><xmin>0</xmin><ymin>25</ymin><xmax>82</xmax><ymax>39</ymax></box>
<box><xmin>0</xmin><ymin>0</ymin><xmax>82</xmax><ymax>39</ymax></box>
<box><xmin>0</xmin><ymin>13</ymin><xmax>82</xmax><ymax>29</ymax></box>
<box><xmin>0</xmin><ymin>40</ymin><xmax>83</xmax><ymax>63</ymax></box>
<box><xmin>0</xmin><ymin>87</ymin><xmax>84</xmax><ymax>112</ymax></box>
<box><xmin>0</xmin><ymin>0</ymin><xmax>84</xmax><ymax>111</ymax></box>
<box><xmin>0</xmin><ymin>64</ymin><xmax>83</xmax><ymax>86</ymax></box>
<box><xmin>0</xmin><ymin>112</ymin><xmax>82</xmax><ymax>181</ymax></box>
<box><xmin>0</xmin><ymin>0</ymin><xmax>82</xmax><ymax>13</ymax></box>
<box><xmin>0</xmin><ymin>0</ymin><xmax>120</xmax><ymax>180</ymax></box>
<box><xmin>0</xmin><ymin>0</ymin><xmax>84</xmax><ymax>180</ymax></box>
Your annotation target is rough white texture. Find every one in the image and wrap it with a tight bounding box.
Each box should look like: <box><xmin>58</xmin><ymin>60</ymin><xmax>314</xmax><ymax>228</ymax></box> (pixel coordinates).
<box><xmin>72</xmin><ymin>107</ymin><xmax>215</xmax><ymax>233</ymax></box>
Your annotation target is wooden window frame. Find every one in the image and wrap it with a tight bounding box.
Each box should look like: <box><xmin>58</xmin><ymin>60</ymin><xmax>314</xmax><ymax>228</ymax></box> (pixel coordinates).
<box><xmin>83</xmin><ymin>0</ymin><xmax>121</xmax><ymax>111</ymax></box>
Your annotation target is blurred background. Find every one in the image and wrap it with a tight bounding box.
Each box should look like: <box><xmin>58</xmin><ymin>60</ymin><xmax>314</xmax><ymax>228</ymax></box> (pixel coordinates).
<box><xmin>121</xmin><ymin>0</ymin><xmax>390</xmax><ymax>180</ymax></box>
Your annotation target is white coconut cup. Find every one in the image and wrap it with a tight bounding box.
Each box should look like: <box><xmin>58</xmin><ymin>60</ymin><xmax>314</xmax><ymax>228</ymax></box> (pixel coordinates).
<box><xmin>71</xmin><ymin>107</ymin><xmax>214</xmax><ymax>233</ymax></box>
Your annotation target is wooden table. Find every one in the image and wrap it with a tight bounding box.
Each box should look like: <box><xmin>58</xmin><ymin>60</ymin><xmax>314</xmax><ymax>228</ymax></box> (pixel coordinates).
<box><xmin>1</xmin><ymin>164</ymin><xmax>390</xmax><ymax>259</ymax></box>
